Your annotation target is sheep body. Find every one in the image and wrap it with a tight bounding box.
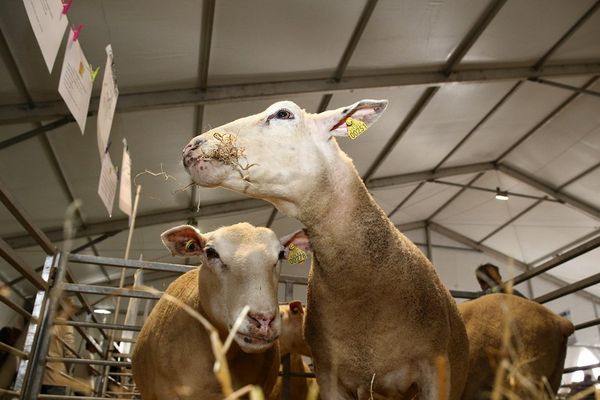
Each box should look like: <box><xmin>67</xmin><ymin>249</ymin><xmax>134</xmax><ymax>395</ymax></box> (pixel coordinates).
<box><xmin>458</xmin><ymin>293</ymin><xmax>574</xmax><ymax>399</ymax></box>
<box><xmin>182</xmin><ymin>100</ymin><xmax>470</xmax><ymax>399</ymax></box>
<box><xmin>132</xmin><ymin>269</ymin><xmax>280</xmax><ymax>400</ymax></box>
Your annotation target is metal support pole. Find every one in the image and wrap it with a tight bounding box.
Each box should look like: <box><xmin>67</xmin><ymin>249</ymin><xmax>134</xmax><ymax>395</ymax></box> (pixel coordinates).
<box><xmin>425</xmin><ymin>224</ymin><xmax>433</xmax><ymax>262</ymax></box>
<box><xmin>284</xmin><ymin>281</ymin><xmax>294</xmax><ymax>303</ymax></box>
<box><xmin>13</xmin><ymin>255</ymin><xmax>54</xmax><ymax>395</ymax></box>
<box><xmin>281</xmin><ymin>353</ymin><xmax>291</xmax><ymax>400</ymax></box>
<box><xmin>101</xmin><ymin>185</ymin><xmax>141</xmax><ymax>396</ymax></box>
<box><xmin>21</xmin><ymin>252</ymin><xmax>67</xmax><ymax>400</ymax></box>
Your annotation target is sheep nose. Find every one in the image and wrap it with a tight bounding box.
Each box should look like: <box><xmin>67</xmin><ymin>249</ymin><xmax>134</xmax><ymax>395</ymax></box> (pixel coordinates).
<box><xmin>182</xmin><ymin>138</ymin><xmax>205</xmax><ymax>155</ymax></box>
<box><xmin>248</xmin><ymin>312</ymin><xmax>276</xmax><ymax>331</ymax></box>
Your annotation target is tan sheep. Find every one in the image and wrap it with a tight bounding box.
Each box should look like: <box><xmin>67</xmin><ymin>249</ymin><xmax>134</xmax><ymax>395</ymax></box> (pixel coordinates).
<box><xmin>182</xmin><ymin>100</ymin><xmax>469</xmax><ymax>399</ymax></box>
<box><xmin>132</xmin><ymin>223</ymin><xmax>307</xmax><ymax>400</ymax></box>
<box><xmin>271</xmin><ymin>301</ymin><xmax>315</xmax><ymax>400</ymax></box>
<box><xmin>458</xmin><ymin>293</ymin><xmax>574</xmax><ymax>399</ymax></box>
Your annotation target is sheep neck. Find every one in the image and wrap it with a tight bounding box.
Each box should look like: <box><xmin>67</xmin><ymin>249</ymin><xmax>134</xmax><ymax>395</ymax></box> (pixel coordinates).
<box><xmin>297</xmin><ymin>155</ymin><xmax>401</xmax><ymax>278</ymax></box>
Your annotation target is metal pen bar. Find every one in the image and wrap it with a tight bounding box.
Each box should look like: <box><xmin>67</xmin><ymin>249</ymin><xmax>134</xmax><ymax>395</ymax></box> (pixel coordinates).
<box><xmin>450</xmin><ymin>290</ymin><xmax>480</xmax><ymax>299</ymax></box>
<box><xmin>55</xmin><ymin>320</ymin><xmax>142</xmax><ymax>332</ymax></box>
<box><xmin>0</xmin><ymin>291</ymin><xmax>33</xmax><ymax>320</ymax></box>
<box><xmin>0</xmin><ymin>341</ymin><xmax>28</xmax><ymax>359</ymax></box>
<box><xmin>278</xmin><ymin>371</ymin><xmax>316</xmax><ymax>378</ymax></box>
<box><xmin>574</xmin><ymin>318</ymin><xmax>600</xmax><ymax>331</ymax></box>
<box><xmin>38</xmin><ymin>395</ymin><xmax>135</xmax><ymax>400</ymax></box>
<box><xmin>0</xmin><ymin>388</ymin><xmax>20</xmax><ymax>396</ymax></box>
<box><xmin>512</xmin><ymin>235</ymin><xmax>600</xmax><ymax>285</ymax></box>
<box><xmin>0</xmin><ymin>237</ymin><xmax>48</xmax><ymax>290</ymax></box>
<box><xmin>0</xmin><ymin>177</ymin><xmax>56</xmax><ymax>254</ymax></box>
<box><xmin>563</xmin><ymin>362</ymin><xmax>600</xmax><ymax>374</ymax></box>
<box><xmin>62</xmin><ymin>282</ymin><xmax>161</xmax><ymax>300</ymax></box>
<box><xmin>46</xmin><ymin>357</ymin><xmax>132</xmax><ymax>367</ymax></box>
<box><xmin>21</xmin><ymin>253</ymin><xmax>66</xmax><ymax>399</ymax></box>
<box><xmin>68</xmin><ymin>253</ymin><xmax>194</xmax><ymax>273</ymax></box>
<box><xmin>535</xmin><ymin>272</ymin><xmax>600</xmax><ymax>304</ymax></box>
<box><xmin>280</xmin><ymin>276</ymin><xmax>308</xmax><ymax>285</ymax></box>
<box><xmin>13</xmin><ymin>254</ymin><xmax>54</xmax><ymax>392</ymax></box>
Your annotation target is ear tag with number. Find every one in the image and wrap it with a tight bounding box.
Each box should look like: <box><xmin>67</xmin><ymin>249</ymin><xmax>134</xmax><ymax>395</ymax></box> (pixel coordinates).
<box><xmin>346</xmin><ymin>117</ymin><xmax>368</xmax><ymax>140</ymax></box>
<box><xmin>287</xmin><ymin>244</ymin><xmax>307</xmax><ymax>264</ymax></box>
<box><xmin>184</xmin><ymin>239</ymin><xmax>196</xmax><ymax>251</ymax></box>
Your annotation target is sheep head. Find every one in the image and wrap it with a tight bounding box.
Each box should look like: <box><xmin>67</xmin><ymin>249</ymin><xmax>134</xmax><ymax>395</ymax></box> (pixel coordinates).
<box><xmin>161</xmin><ymin>223</ymin><xmax>310</xmax><ymax>354</ymax></box>
<box><xmin>182</xmin><ymin>99</ymin><xmax>388</xmax><ymax>218</ymax></box>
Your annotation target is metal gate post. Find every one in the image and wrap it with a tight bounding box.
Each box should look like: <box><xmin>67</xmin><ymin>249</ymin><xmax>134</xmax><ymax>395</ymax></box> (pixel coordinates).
<box><xmin>20</xmin><ymin>252</ymin><xmax>66</xmax><ymax>400</ymax></box>
<box><xmin>13</xmin><ymin>254</ymin><xmax>56</xmax><ymax>397</ymax></box>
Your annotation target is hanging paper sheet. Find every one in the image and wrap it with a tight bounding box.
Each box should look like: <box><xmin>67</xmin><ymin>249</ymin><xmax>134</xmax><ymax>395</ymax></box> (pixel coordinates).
<box><xmin>119</xmin><ymin>140</ymin><xmax>132</xmax><ymax>218</ymax></box>
<box><xmin>97</xmin><ymin>45</ymin><xmax>119</xmax><ymax>159</ymax></box>
<box><xmin>22</xmin><ymin>0</ymin><xmax>68</xmax><ymax>72</ymax></box>
<box><xmin>98</xmin><ymin>152</ymin><xmax>117</xmax><ymax>217</ymax></box>
<box><xmin>58</xmin><ymin>29</ymin><xmax>93</xmax><ymax>133</ymax></box>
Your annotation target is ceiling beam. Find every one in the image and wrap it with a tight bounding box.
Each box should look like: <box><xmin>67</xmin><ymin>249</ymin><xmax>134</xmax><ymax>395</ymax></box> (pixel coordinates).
<box><xmin>495</xmin><ymin>76</ymin><xmax>600</xmax><ymax>162</ymax></box>
<box><xmin>529</xmin><ymin>78</ymin><xmax>600</xmax><ymax>98</ymax></box>
<box><xmin>497</xmin><ymin>163</ymin><xmax>600</xmax><ymax>220</ymax></box>
<box><xmin>1</xmin><ymin>62</ymin><xmax>600</xmax><ymax>125</ymax></box>
<box><xmin>362</xmin><ymin>86</ymin><xmax>439</xmax><ymax>181</ymax></box>
<box><xmin>429</xmin><ymin>222</ymin><xmax>600</xmax><ymax>304</ymax></box>
<box><xmin>530</xmin><ymin>228</ymin><xmax>600</xmax><ymax>266</ymax></box>
<box><xmin>316</xmin><ymin>0</ymin><xmax>379</xmax><ymax>113</ymax></box>
<box><xmin>268</xmin><ymin>0</ymin><xmax>379</xmax><ymax>228</ymax></box>
<box><xmin>366</xmin><ymin>161</ymin><xmax>496</xmax><ymax>190</ymax></box>
<box><xmin>428</xmin><ymin>221</ymin><xmax>528</xmax><ymax>268</ymax></box>
<box><xmin>189</xmin><ymin>0</ymin><xmax>216</xmax><ymax>212</ymax></box>
<box><xmin>4</xmin><ymin>164</ymin><xmax>482</xmax><ymax>248</ymax></box>
<box><xmin>427</xmin><ymin>173</ymin><xmax>485</xmax><ymax>221</ymax></box>
<box><xmin>4</xmin><ymin>198</ymin><xmax>271</xmax><ymax>248</ymax></box>
<box><xmin>533</xmin><ymin>0</ymin><xmax>600</xmax><ymax>70</ymax></box>
<box><xmin>384</xmin><ymin>4</ymin><xmax>600</xmax><ymax>221</ymax></box>
<box><xmin>477</xmin><ymin>198</ymin><xmax>545</xmax><ymax>243</ymax></box>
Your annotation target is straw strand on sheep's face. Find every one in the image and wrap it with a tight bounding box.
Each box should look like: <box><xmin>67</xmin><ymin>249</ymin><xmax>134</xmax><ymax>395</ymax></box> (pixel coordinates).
<box><xmin>199</xmin><ymin>132</ymin><xmax>258</xmax><ymax>182</ymax></box>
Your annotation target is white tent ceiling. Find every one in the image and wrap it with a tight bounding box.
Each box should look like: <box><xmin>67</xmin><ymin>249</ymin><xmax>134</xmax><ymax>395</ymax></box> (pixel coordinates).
<box><xmin>0</xmin><ymin>0</ymin><xmax>599</xmax><ymax>330</ymax></box>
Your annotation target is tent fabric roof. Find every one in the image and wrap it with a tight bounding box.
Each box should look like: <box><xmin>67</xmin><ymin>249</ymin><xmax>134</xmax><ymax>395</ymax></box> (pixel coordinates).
<box><xmin>0</xmin><ymin>0</ymin><xmax>599</xmax><ymax>305</ymax></box>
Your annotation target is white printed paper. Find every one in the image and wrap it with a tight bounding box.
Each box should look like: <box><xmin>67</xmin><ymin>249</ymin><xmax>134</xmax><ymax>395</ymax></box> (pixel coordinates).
<box><xmin>98</xmin><ymin>152</ymin><xmax>117</xmax><ymax>217</ymax></box>
<box><xmin>22</xmin><ymin>0</ymin><xmax>68</xmax><ymax>73</ymax></box>
<box><xmin>97</xmin><ymin>45</ymin><xmax>119</xmax><ymax>158</ymax></box>
<box><xmin>119</xmin><ymin>140</ymin><xmax>132</xmax><ymax>218</ymax></box>
<box><xmin>58</xmin><ymin>29</ymin><xmax>93</xmax><ymax>134</ymax></box>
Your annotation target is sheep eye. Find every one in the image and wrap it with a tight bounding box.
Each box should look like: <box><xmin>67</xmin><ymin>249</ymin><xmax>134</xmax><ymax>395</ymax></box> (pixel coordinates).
<box><xmin>275</xmin><ymin>109</ymin><xmax>293</xmax><ymax>120</ymax></box>
<box><xmin>205</xmin><ymin>248</ymin><xmax>220</xmax><ymax>259</ymax></box>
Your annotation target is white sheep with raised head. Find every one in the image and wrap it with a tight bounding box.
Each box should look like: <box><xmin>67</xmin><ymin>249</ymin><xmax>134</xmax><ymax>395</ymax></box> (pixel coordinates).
<box><xmin>181</xmin><ymin>100</ymin><xmax>469</xmax><ymax>399</ymax></box>
<box><xmin>132</xmin><ymin>223</ymin><xmax>309</xmax><ymax>400</ymax></box>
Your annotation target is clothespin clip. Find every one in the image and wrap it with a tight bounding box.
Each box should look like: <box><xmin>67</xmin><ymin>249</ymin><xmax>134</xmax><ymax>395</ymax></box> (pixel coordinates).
<box><xmin>62</xmin><ymin>0</ymin><xmax>73</xmax><ymax>15</ymax></box>
<box><xmin>72</xmin><ymin>24</ymin><xmax>83</xmax><ymax>42</ymax></box>
<box><xmin>91</xmin><ymin>66</ymin><xmax>100</xmax><ymax>82</ymax></box>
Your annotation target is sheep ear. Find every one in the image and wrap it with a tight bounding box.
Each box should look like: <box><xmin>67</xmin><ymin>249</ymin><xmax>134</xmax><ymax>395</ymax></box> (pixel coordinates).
<box><xmin>279</xmin><ymin>229</ymin><xmax>311</xmax><ymax>265</ymax></box>
<box><xmin>289</xmin><ymin>301</ymin><xmax>304</xmax><ymax>315</ymax></box>
<box><xmin>280</xmin><ymin>229</ymin><xmax>311</xmax><ymax>258</ymax></box>
<box><xmin>314</xmin><ymin>99</ymin><xmax>388</xmax><ymax>139</ymax></box>
<box><xmin>161</xmin><ymin>225</ymin><xmax>206</xmax><ymax>257</ymax></box>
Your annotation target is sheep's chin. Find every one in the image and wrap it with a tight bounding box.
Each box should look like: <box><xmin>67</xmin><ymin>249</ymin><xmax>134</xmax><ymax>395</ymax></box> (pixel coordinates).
<box><xmin>186</xmin><ymin>159</ymin><xmax>233</xmax><ymax>187</ymax></box>
<box><xmin>234</xmin><ymin>332</ymin><xmax>276</xmax><ymax>354</ymax></box>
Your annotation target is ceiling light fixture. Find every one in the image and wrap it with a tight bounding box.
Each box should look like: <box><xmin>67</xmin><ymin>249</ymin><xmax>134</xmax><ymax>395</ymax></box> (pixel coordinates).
<box><xmin>93</xmin><ymin>308</ymin><xmax>112</xmax><ymax>315</ymax></box>
<box><xmin>495</xmin><ymin>187</ymin><xmax>509</xmax><ymax>201</ymax></box>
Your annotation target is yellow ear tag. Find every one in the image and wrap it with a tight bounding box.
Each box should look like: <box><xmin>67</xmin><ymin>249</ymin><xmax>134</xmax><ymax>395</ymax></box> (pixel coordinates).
<box><xmin>287</xmin><ymin>244</ymin><xmax>307</xmax><ymax>264</ymax></box>
<box><xmin>184</xmin><ymin>239</ymin><xmax>196</xmax><ymax>251</ymax></box>
<box><xmin>345</xmin><ymin>117</ymin><xmax>368</xmax><ymax>140</ymax></box>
